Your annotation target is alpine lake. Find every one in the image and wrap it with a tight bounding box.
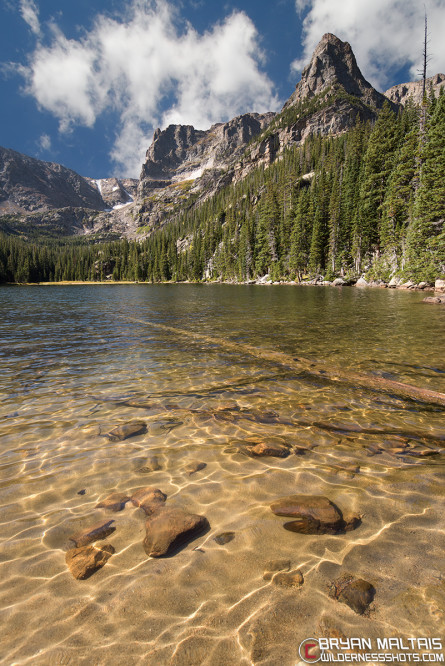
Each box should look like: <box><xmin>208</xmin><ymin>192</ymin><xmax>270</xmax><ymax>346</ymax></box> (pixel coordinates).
<box><xmin>0</xmin><ymin>284</ymin><xmax>444</xmax><ymax>665</ymax></box>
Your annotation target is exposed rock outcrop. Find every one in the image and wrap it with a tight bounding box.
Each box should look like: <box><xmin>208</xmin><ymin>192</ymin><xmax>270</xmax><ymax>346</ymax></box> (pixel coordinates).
<box><xmin>138</xmin><ymin>113</ymin><xmax>274</xmax><ymax>195</ymax></box>
<box><xmin>384</xmin><ymin>73</ymin><xmax>445</xmax><ymax>107</ymax></box>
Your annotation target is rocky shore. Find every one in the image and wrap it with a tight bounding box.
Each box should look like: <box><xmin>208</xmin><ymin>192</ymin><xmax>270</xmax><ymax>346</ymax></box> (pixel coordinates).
<box><xmin>244</xmin><ymin>275</ymin><xmax>445</xmax><ymax>302</ymax></box>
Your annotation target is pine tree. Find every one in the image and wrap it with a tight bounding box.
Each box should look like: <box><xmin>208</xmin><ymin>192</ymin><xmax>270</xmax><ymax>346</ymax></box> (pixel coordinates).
<box><xmin>355</xmin><ymin>102</ymin><xmax>399</xmax><ymax>269</ymax></box>
<box><xmin>406</xmin><ymin>90</ymin><xmax>445</xmax><ymax>280</ymax></box>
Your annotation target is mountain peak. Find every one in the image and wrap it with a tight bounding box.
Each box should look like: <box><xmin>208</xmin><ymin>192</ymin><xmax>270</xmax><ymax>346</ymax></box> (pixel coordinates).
<box><xmin>284</xmin><ymin>33</ymin><xmax>387</xmax><ymax>110</ymax></box>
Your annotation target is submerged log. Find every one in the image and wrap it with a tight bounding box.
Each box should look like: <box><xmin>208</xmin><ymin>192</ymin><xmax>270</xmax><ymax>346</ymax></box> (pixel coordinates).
<box><xmin>123</xmin><ymin>316</ymin><xmax>445</xmax><ymax>408</ymax></box>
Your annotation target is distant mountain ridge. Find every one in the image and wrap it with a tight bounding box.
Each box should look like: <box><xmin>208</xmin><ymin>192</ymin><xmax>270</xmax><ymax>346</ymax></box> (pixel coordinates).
<box><xmin>0</xmin><ymin>33</ymin><xmax>443</xmax><ymax>239</ymax></box>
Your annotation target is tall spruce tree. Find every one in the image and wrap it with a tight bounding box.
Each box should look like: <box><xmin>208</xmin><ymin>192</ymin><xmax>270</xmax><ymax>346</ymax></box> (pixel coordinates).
<box><xmin>406</xmin><ymin>89</ymin><xmax>445</xmax><ymax>280</ymax></box>
<box><xmin>354</xmin><ymin>102</ymin><xmax>399</xmax><ymax>269</ymax></box>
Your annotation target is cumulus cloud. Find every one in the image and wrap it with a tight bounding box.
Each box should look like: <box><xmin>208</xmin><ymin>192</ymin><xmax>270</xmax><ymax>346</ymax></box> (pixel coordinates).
<box><xmin>20</xmin><ymin>0</ymin><xmax>40</xmax><ymax>35</ymax></box>
<box><xmin>20</xmin><ymin>0</ymin><xmax>279</xmax><ymax>176</ymax></box>
<box><xmin>293</xmin><ymin>0</ymin><xmax>445</xmax><ymax>90</ymax></box>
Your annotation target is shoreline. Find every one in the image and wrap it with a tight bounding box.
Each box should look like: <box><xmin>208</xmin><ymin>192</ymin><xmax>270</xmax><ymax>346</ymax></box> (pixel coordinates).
<box><xmin>3</xmin><ymin>278</ymin><xmax>445</xmax><ymax>295</ymax></box>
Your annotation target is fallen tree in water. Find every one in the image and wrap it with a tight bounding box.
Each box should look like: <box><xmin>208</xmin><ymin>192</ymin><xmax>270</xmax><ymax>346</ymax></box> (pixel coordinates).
<box><xmin>124</xmin><ymin>315</ymin><xmax>445</xmax><ymax>408</ymax></box>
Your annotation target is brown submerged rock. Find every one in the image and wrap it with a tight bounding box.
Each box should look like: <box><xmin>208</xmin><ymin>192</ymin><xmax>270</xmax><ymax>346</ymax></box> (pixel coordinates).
<box><xmin>271</xmin><ymin>495</ymin><xmax>341</xmax><ymax>524</ymax></box>
<box><xmin>272</xmin><ymin>569</ymin><xmax>304</xmax><ymax>588</ymax></box>
<box><xmin>68</xmin><ymin>519</ymin><xmax>116</xmax><ymax>547</ymax></box>
<box><xmin>65</xmin><ymin>543</ymin><xmax>115</xmax><ymax>580</ymax></box>
<box><xmin>329</xmin><ymin>575</ymin><xmax>375</xmax><ymax>615</ymax></box>
<box><xmin>96</xmin><ymin>493</ymin><xmax>129</xmax><ymax>512</ymax></box>
<box><xmin>247</xmin><ymin>442</ymin><xmax>290</xmax><ymax>458</ymax></box>
<box><xmin>247</xmin><ymin>409</ymin><xmax>281</xmax><ymax>424</ymax></box>
<box><xmin>130</xmin><ymin>487</ymin><xmax>167</xmax><ymax>514</ymax></box>
<box><xmin>423</xmin><ymin>296</ymin><xmax>443</xmax><ymax>304</ymax></box>
<box><xmin>263</xmin><ymin>559</ymin><xmax>291</xmax><ymax>581</ymax></box>
<box><xmin>137</xmin><ymin>455</ymin><xmax>162</xmax><ymax>473</ymax></box>
<box><xmin>331</xmin><ymin>463</ymin><xmax>360</xmax><ymax>478</ymax></box>
<box><xmin>105</xmin><ymin>421</ymin><xmax>147</xmax><ymax>442</ymax></box>
<box><xmin>271</xmin><ymin>495</ymin><xmax>360</xmax><ymax>534</ymax></box>
<box><xmin>213</xmin><ymin>531</ymin><xmax>235</xmax><ymax>545</ymax></box>
<box><xmin>143</xmin><ymin>507</ymin><xmax>209</xmax><ymax>557</ymax></box>
<box><xmin>184</xmin><ymin>461</ymin><xmax>207</xmax><ymax>475</ymax></box>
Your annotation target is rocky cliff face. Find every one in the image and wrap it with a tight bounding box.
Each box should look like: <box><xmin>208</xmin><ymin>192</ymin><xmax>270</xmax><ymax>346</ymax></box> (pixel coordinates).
<box><xmin>384</xmin><ymin>73</ymin><xmax>445</xmax><ymax>106</ymax></box>
<box><xmin>0</xmin><ymin>147</ymin><xmax>106</xmax><ymax>214</ymax></box>
<box><xmin>138</xmin><ymin>113</ymin><xmax>274</xmax><ymax>194</ymax></box>
<box><xmin>135</xmin><ymin>112</ymin><xmax>274</xmax><ymax>230</ymax></box>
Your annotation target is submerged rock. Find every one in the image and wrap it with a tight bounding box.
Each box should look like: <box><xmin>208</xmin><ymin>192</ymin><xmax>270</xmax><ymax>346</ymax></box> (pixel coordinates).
<box><xmin>130</xmin><ymin>487</ymin><xmax>167</xmax><ymax>514</ymax></box>
<box><xmin>366</xmin><ymin>443</ymin><xmax>383</xmax><ymax>456</ymax></box>
<box><xmin>329</xmin><ymin>575</ymin><xmax>375</xmax><ymax>615</ymax></box>
<box><xmin>143</xmin><ymin>507</ymin><xmax>209</xmax><ymax>557</ymax></box>
<box><xmin>65</xmin><ymin>543</ymin><xmax>115</xmax><ymax>580</ymax></box>
<box><xmin>137</xmin><ymin>455</ymin><xmax>162</xmax><ymax>473</ymax></box>
<box><xmin>423</xmin><ymin>296</ymin><xmax>443</xmax><ymax>304</ymax></box>
<box><xmin>229</xmin><ymin>436</ymin><xmax>291</xmax><ymax>458</ymax></box>
<box><xmin>270</xmin><ymin>495</ymin><xmax>360</xmax><ymax>535</ymax></box>
<box><xmin>96</xmin><ymin>493</ymin><xmax>129</xmax><ymax>512</ymax></box>
<box><xmin>248</xmin><ymin>409</ymin><xmax>281</xmax><ymax>424</ymax></box>
<box><xmin>104</xmin><ymin>421</ymin><xmax>147</xmax><ymax>442</ymax></box>
<box><xmin>263</xmin><ymin>559</ymin><xmax>291</xmax><ymax>581</ymax></box>
<box><xmin>150</xmin><ymin>418</ymin><xmax>183</xmax><ymax>434</ymax></box>
<box><xmin>213</xmin><ymin>531</ymin><xmax>235</xmax><ymax>545</ymax></box>
<box><xmin>331</xmin><ymin>463</ymin><xmax>360</xmax><ymax>479</ymax></box>
<box><xmin>272</xmin><ymin>569</ymin><xmax>304</xmax><ymax>588</ymax></box>
<box><xmin>184</xmin><ymin>461</ymin><xmax>207</xmax><ymax>475</ymax></box>
<box><xmin>214</xmin><ymin>410</ymin><xmax>238</xmax><ymax>423</ymax></box>
<box><xmin>68</xmin><ymin>519</ymin><xmax>116</xmax><ymax>548</ymax></box>
<box><xmin>246</xmin><ymin>441</ymin><xmax>290</xmax><ymax>458</ymax></box>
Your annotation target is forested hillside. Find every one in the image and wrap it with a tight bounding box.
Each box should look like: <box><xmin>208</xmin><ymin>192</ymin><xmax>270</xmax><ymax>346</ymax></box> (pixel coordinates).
<box><xmin>0</xmin><ymin>90</ymin><xmax>444</xmax><ymax>285</ymax></box>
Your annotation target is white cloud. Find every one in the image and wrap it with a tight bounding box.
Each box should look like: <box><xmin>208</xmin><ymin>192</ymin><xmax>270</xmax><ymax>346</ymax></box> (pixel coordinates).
<box><xmin>20</xmin><ymin>0</ymin><xmax>40</xmax><ymax>35</ymax></box>
<box><xmin>37</xmin><ymin>133</ymin><xmax>51</xmax><ymax>151</ymax></box>
<box><xmin>21</xmin><ymin>0</ymin><xmax>280</xmax><ymax>176</ymax></box>
<box><xmin>293</xmin><ymin>0</ymin><xmax>445</xmax><ymax>90</ymax></box>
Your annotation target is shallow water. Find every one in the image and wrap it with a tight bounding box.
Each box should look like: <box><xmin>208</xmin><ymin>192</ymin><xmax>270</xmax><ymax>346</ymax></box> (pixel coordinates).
<box><xmin>0</xmin><ymin>284</ymin><xmax>444</xmax><ymax>665</ymax></box>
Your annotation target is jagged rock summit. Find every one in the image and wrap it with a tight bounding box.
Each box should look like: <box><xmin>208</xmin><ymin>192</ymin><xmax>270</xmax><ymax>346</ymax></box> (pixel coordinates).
<box><xmin>284</xmin><ymin>33</ymin><xmax>390</xmax><ymax>110</ymax></box>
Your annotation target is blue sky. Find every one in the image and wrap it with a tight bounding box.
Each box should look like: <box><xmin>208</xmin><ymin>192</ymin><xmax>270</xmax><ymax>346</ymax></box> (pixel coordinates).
<box><xmin>1</xmin><ymin>0</ymin><xmax>444</xmax><ymax>178</ymax></box>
